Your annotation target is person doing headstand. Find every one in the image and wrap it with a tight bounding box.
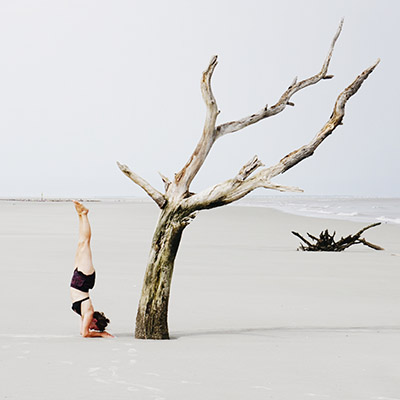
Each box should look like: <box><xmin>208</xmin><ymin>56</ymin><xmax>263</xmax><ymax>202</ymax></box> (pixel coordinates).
<box><xmin>70</xmin><ymin>201</ymin><xmax>113</xmax><ymax>338</ymax></box>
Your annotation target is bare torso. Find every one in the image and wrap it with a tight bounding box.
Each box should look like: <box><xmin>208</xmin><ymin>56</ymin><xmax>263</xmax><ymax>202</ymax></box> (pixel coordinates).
<box><xmin>70</xmin><ymin>286</ymin><xmax>90</xmax><ymax>302</ymax></box>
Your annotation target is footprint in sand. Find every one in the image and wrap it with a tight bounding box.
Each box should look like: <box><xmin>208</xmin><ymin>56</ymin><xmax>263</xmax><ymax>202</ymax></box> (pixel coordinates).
<box><xmin>88</xmin><ymin>367</ymin><xmax>101</xmax><ymax>376</ymax></box>
<box><xmin>94</xmin><ymin>378</ymin><xmax>110</xmax><ymax>384</ymax></box>
<box><xmin>127</xmin><ymin>348</ymin><xmax>137</xmax><ymax>365</ymax></box>
<box><xmin>252</xmin><ymin>385</ymin><xmax>272</xmax><ymax>391</ymax></box>
<box><xmin>109</xmin><ymin>366</ymin><xmax>118</xmax><ymax>377</ymax></box>
<box><xmin>128</xmin><ymin>348</ymin><xmax>137</xmax><ymax>354</ymax></box>
<box><xmin>127</xmin><ymin>384</ymin><xmax>162</xmax><ymax>393</ymax></box>
<box><xmin>116</xmin><ymin>380</ymin><xmax>129</xmax><ymax>385</ymax></box>
<box><xmin>145</xmin><ymin>372</ymin><xmax>160</xmax><ymax>377</ymax></box>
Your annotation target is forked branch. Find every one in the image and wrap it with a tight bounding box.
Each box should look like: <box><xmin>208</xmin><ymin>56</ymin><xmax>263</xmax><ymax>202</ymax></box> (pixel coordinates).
<box><xmin>174</xmin><ymin>20</ymin><xmax>344</xmax><ymax>196</ymax></box>
<box><xmin>263</xmin><ymin>59</ymin><xmax>380</xmax><ymax>179</ymax></box>
<box><xmin>235</xmin><ymin>155</ymin><xmax>264</xmax><ymax>182</ymax></box>
<box><xmin>215</xmin><ymin>19</ymin><xmax>344</xmax><ymax>138</ymax></box>
<box><xmin>183</xmin><ymin>156</ymin><xmax>301</xmax><ymax>211</ymax></box>
<box><xmin>117</xmin><ymin>162</ymin><xmax>166</xmax><ymax>208</ymax></box>
<box><xmin>183</xmin><ymin>59</ymin><xmax>379</xmax><ymax>211</ymax></box>
<box><xmin>174</xmin><ymin>56</ymin><xmax>219</xmax><ymax>193</ymax></box>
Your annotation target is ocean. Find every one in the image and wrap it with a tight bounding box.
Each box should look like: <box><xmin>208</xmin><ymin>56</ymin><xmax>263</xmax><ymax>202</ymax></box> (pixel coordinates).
<box><xmin>237</xmin><ymin>196</ymin><xmax>400</xmax><ymax>225</ymax></box>
<box><xmin>5</xmin><ymin>196</ymin><xmax>398</xmax><ymax>226</ymax></box>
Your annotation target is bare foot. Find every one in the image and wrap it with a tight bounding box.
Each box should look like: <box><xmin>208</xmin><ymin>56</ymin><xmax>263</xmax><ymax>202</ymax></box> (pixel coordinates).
<box><xmin>73</xmin><ymin>201</ymin><xmax>89</xmax><ymax>215</ymax></box>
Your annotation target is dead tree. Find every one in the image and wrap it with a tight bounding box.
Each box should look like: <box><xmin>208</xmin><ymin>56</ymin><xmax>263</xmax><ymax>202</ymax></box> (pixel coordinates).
<box><xmin>118</xmin><ymin>20</ymin><xmax>379</xmax><ymax>339</ymax></box>
<box><xmin>292</xmin><ymin>222</ymin><xmax>384</xmax><ymax>251</ymax></box>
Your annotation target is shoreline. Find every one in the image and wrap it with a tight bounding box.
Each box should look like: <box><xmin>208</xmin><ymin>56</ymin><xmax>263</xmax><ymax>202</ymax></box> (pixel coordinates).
<box><xmin>1</xmin><ymin>195</ymin><xmax>400</xmax><ymax>225</ymax></box>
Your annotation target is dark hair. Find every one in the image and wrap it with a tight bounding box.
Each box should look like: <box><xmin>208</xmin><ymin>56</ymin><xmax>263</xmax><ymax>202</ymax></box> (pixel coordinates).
<box><xmin>93</xmin><ymin>311</ymin><xmax>110</xmax><ymax>332</ymax></box>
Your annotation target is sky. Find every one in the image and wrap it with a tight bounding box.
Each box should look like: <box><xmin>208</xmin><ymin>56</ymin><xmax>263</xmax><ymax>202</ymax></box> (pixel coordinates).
<box><xmin>0</xmin><ymin>0</ymin><xmax>398</xmax><ymax>198</ymax></box>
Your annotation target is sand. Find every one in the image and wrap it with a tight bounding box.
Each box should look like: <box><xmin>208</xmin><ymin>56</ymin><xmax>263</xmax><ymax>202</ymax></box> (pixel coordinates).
<box><xmin>0</xmin><ymin>200</ymin><xmax>399</xmax><ymax>399</ymax></box>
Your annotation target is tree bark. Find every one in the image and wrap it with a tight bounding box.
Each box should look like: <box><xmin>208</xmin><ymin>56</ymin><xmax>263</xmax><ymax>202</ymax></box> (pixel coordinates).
<box><xmin>135</xmin><ymin>204</ymin><xmax>194</xmax><ymax>339</ymax></box>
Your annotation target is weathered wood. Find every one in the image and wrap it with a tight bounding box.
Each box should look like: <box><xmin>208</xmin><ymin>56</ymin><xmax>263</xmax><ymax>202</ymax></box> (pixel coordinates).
<box><xmin>135</xmin><ymin>205</ymin><xmax>188</xmax><ymax>339</ymax></box>
<box><xmin>183</xmin><ymin>59</ymin><xmax>379</xmax><ymax>212</ymax></box>
<box><xmin>292</xmin><ymin>223</ymin><xmax>384</xmax><ymax>252</ymax></box>
<box><xmin>215</xmin><ymin>19</ymin><xmax>344</xmax><ymax>138</ymax></box>
<box><xmin>118</xmin><ymin>20</ymin><xmax>379</xmax><ymax>339</ymax></box>
<box><xmin>117</xmin><ymin>162</ymin><xmax>166</xmax><ymax>208</ymax></box>
<box><xmin>173</xmin><ymin>55</ymin><xmax>219</xmax><ymax>197</ymax></box>
<box><xmin>134</xmin><ymin>203</ymin><xmax>197</xmax><ymax>339</ymax></box>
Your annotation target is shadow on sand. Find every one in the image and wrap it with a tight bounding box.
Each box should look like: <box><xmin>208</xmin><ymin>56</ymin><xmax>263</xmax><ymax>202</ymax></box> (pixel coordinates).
<box><xmin>170</xmin><ymin>325</ymin><xmax>400</xmax><ymax>339</ymax></box>
<box><xmin>112</xmin><ymin>325</ymin><xmax>400</xmax><ymax>340</ymax></box>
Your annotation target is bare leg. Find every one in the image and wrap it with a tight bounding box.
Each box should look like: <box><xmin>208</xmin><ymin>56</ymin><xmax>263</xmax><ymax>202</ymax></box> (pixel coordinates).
<box><xmin>73</xmin><ymin>201</ymin><xmax>94</xmax><ymax>275</ymax></box>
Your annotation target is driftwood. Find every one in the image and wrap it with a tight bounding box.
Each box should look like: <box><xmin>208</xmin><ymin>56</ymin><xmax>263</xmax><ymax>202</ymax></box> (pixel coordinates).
<box><xmin>292</xmin><ymin>222</ymin><xmax>384</xmax><ymax>251</ymax></box>
<box><xmin>118</xmin><ymin>20</ymin><xmax>379</xmax><ymax>339</ymax></box>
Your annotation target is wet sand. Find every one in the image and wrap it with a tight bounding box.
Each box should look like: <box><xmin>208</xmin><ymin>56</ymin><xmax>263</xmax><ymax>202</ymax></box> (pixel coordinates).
<box><xmin>0</xmin><ymin>200</ymin><xmax>399</xmax><ymax>399</ymax></box>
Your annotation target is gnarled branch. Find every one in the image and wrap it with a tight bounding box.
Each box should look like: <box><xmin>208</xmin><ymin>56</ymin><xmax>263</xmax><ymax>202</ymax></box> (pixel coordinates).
<box><xmin>158</xmin><ymin>171</ymin><xmax>171</xmax><ymax>192</ymax></box>
<box><xmin>235</xmin><ymin>155</ymin><xmax>264</xmax><ymax>182</ymax></box>
<box><xmin>174</xmin><ymin>56</ymin><xmax>219</xmax><ymax>194</ymax></box>
<box><xmin>182</xmin><ymin>154</ymin><xmax>301</xmax><ymax>211</ymax></box>
<box><xmin>174</xmin><ymin>20</ymin><xmax>345</xmax><ymax>198</ymax></box>
<box><xmin>215</xmin><ymin>19</ymin><xmax>344</xmax><ymax>138</ymax></box>
<box><xmin>262</xmin><ymin>59</ymin><xmax>380</xmax><ymax>179</ymax></box>
<box><xmin>292</xmin><ymin>223</ymin><xmax>384</xmax><ymax>251</ymax></box>
<box><xmin>117</xmin><ymin>162</ymin><xmax>166</xmax><ymax>209</ymax></box>
<box><xmin>183</xmin><ymin>58</ymin><xmax>379</xmax><ymax>212</ymax></box>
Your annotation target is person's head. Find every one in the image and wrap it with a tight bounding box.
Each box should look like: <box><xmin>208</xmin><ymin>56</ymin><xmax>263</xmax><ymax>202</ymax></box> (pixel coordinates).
<box><xmin>91</xmin><ymin>311</ymin><xmax>110</xmax><ymax>332</ymax></box>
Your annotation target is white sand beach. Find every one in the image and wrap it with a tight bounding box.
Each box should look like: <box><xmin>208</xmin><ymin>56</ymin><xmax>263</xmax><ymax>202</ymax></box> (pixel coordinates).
<box><xmin>0</xmin><ymin>200</ymin><xmax>399</xmax><ymax>399</ymax></box>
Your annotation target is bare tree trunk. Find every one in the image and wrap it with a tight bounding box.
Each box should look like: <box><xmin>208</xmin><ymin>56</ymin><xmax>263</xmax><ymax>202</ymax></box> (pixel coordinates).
<box><xmin>118</xmin><ymin>20</ymin><xmax>379</xmax><ymax>339</ymax></box>
<box><xmin>135</xmin><ymin>205</ymin><xmax>193</xmax><ymax>339</ymax></box>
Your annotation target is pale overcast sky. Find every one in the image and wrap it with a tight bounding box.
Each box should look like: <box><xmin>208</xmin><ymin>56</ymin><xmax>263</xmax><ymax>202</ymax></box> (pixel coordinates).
<box><xmin>0</xmin><ymin>0</ymin><xmax>398</xmax><ymax>198</ymax></box>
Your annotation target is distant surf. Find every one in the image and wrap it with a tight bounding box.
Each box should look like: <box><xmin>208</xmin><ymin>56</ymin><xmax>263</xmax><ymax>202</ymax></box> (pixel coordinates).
<box><xmin>237</xmin><ymin>196</ymin><xmax>400</xmax><ymax>225</ymax></box>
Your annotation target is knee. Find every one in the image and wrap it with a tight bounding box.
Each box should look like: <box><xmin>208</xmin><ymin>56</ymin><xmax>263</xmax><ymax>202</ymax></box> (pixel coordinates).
<box><xmin>78</xmin><ymin>238</ymin><xmax>90</xmax><ymax>245</ymax></box>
